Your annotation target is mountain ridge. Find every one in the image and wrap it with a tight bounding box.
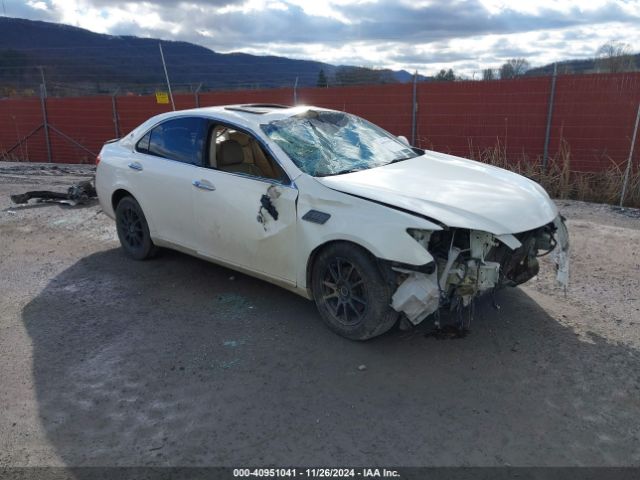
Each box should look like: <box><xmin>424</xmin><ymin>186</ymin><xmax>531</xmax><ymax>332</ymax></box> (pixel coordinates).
<box><xmin>526</xmin><ymin>54</ymin><xmax>640</xmax><ymax>76</ymax></box>
<box><xmin>0</xmin><ymin>16</ymin><xmax>420</xmax><ymax>96</ymax></box>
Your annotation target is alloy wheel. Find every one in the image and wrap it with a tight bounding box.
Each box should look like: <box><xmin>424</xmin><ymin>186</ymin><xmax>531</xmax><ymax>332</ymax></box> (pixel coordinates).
<box><xmin>118</xmin><ymin>205</ymin><xmax>144</xmax><ymax>249</ymax></box>
<box><xmin>320</xmin><ymin>257</ymin><xmax>368</xmax><ymax>326</ymax></box>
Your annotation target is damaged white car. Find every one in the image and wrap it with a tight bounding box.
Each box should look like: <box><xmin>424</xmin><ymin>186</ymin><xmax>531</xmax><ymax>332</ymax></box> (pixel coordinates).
<box><xmin>96</xmin><ymin>104</ymin><xmax>569</xmax><ymax>340</ymax></box>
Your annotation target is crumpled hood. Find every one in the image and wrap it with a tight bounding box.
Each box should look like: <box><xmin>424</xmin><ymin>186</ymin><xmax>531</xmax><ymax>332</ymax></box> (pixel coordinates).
<box><xmin>316</xmin><ymin>150</ymin><xmax>558</xmax><ymax>235</ymax></box>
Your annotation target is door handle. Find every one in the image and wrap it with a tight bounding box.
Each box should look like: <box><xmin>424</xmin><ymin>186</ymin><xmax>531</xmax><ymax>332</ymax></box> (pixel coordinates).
<box><xmin>128</xmin><ymin>162</ymin><xmax>143</xmax><ymax>171</ymax></box>
<box><xmin>192</xmin><ymin>179</ymin><xmax>216</xmax><ymax>191</ymax></box>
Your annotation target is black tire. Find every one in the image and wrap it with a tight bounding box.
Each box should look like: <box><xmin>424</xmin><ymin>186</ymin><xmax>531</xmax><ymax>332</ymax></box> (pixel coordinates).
<box><xmin>115</xmin><ymin>196</ymin><xmax>157</xmax><ymax>260</ymax></box>
<box><xmin>311</xmin><ymin>243</ymin><xmax>399</xmax><ymax>340</ymax></box>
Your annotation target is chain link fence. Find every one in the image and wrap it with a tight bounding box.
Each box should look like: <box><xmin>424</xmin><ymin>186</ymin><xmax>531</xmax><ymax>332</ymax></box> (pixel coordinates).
<box><xmin>1</xmin><ymin>70</ymin><xmax>639</xmax><ymax>205</ymax></box>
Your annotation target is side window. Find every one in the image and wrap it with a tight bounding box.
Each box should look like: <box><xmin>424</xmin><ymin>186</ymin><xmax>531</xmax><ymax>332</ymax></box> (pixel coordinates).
<box><xmin>207</xmin><ymin>124</ymin><xmax>289</xmax><ymax>184</ymax></box>
<box><xmin>137</xmin><ymin>117</ymin><xmax>206</xmax><ymax>166</ymax></box>
<box><xmin>136</xmin><ymin>131</ymin><xmax>151</xmax><ymax>153</ymax></box>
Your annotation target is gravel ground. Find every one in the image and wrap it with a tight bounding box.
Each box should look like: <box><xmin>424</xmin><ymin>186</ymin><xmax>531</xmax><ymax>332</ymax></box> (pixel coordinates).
<box><xmin>0</xmin><ymin>162</ymin><xmax>639</xmax><ymax>468</ymax></box>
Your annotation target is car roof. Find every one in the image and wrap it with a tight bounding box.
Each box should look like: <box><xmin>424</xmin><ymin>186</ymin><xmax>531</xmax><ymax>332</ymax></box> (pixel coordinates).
<box><xmin>164</xmin><ymin>104</ymin><xmax>336</xmax><ymax>130</ymax></box>
<box><xmin>119</xmin><ymin>104</ymin><xmax>339</xmax><ymax>150</ymax></box>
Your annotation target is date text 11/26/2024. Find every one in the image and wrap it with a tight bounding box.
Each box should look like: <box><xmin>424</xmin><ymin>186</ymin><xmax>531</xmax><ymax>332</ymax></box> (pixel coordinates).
<box><xmin>233</xmin><ymin>468</ymin><xmax>401</xmax><ymax>478</ymax></box>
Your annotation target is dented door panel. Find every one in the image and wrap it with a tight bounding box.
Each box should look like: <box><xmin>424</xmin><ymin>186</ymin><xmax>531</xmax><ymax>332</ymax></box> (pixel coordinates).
<box><xmin>192</xmin><ymin>170</ymin><xmax>298</xmax><ymax>284</ymax></box>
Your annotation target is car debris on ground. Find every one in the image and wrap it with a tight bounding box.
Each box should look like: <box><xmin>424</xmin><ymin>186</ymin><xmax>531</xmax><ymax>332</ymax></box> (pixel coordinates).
<box><xmin>10</xmin><ymin>180</ymin><xmax>97</xmax><ymax>207</ymax></box>
<box><xmin>1</xmin><ymin>161</ymin><xmax>640</xmax><ymax>467</ymax></box>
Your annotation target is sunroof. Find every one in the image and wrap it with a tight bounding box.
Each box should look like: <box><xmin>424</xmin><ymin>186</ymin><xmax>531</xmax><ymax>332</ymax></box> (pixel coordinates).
<box><xmin>245</xmin><ymin>104</ymin><xmax>290</xmax><ymax>109</ymax></box>
<box><xmin>224</xmin><ymin>104</ymin><xmax>291</xmax><ymax>114</ymax></box>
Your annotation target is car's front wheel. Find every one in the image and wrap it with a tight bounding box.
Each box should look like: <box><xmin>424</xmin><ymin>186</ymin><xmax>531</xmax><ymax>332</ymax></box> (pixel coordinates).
<box><xmin>311</xmin><ymin>243</ymin><xmax>398</xmax><ymax>340</ymax></box>
<box><xmin>115</xmin><ymin>196</ymin><xmax>157</xmax><ymax>260</ymax></box>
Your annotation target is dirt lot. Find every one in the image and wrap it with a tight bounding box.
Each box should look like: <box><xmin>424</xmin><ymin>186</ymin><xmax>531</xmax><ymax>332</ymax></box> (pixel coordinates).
<box><xmin>1</xmin><ymin>162</ymin><xmax>639</xmax><ymax>467</ymax></box>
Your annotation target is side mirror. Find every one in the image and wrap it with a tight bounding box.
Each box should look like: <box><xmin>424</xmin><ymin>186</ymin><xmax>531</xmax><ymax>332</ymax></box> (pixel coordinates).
<box><xmin>397</xmin><ymin>135</ymin><xmax>410</xmax><ymax>146</ymax></box>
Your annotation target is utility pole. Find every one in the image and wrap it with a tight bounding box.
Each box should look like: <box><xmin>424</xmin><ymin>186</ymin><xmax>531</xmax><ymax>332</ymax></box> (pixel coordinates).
<box><xmin>159</xmin><ymin>42</ymin><xmax>175</xmax><ymax>111</ymax></box>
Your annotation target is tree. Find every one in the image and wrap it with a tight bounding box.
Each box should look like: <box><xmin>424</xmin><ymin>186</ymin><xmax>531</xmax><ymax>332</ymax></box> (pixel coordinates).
<box><xmin>333</xmin><ymin>66</ymin><xmax>397</xmax><ymax>86</ymax></box>
<box><xmin>499</xmin><ymin>58</ymin><xmax>530</xmax><ymax>79</ymax></box>
<box><xmin>595</xmin><ymin>41</ymin><xmax>636</xmax><ymax>73</ymax></box>
<box><xmin>482</xmin><ymin>68</ymin><xmax>496</xmax><ymax>80</ymax></box>
<box><xmin>556</xmin><ymin>62</ymin><xmax>574</xmax><ymax>75</ymax></box>
<box><xmin>316</xmin><ymin>69</ymin><xmax>328</xmax><ymax>87</ymax></box>
<box><xmin>0</xmin><ymin>49</ymin><xmax>30</xmax><ymax>82</ymax></box>
<box><xmin>435</xmin><ymin>68</ymin><xmax>455</xmax><ymax>81</ymax></box>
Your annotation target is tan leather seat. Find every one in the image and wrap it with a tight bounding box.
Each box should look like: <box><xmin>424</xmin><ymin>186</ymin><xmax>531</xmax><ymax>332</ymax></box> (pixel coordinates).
<box><xmin>218</xmin><ymin>140</ymin><xmax>263</xmax><ymax>176</ymax></box>
<box><xmin>228</xmin><ymin>132</ymin><xmax>279</xmax><ymax>179</ymax></box>
<box><xmin>250</xmin><ymin>141</ymin><xmax>278</xmax><ymax>179</ymax></box>
<box><xmin>228</xmin><ymin>132</ymin><xmax>252</xmax><ymax>163</ymax></box>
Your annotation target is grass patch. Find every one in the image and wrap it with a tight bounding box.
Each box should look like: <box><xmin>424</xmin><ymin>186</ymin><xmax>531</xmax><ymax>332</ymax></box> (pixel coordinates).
<box><xmin>468</xmin><ymin>138</ymin><xmax>640</xmax><ymax>208</ymax></box>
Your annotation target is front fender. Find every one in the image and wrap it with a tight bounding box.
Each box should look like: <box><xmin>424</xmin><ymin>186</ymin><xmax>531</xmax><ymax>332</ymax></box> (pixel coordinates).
<box><xmin>295</xmin><ymin>175</ymin><xmax>442</xmax><ymax>290</ymax></box>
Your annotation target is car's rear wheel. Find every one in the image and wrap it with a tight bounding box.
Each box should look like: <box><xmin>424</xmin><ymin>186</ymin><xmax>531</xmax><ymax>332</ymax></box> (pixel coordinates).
<box><xmin>311</xmin><ymin>243</ymin><xmax>398</xmax><ymax>340</ymax></box>
<box><xmin>115</xmin><ymin>196</ymin><xmax>157</xmax><ymax>260</ymax></box>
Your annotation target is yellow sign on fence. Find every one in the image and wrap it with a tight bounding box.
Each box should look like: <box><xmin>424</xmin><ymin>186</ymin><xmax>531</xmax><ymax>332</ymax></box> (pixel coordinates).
<box><xmin>155</xmin><ymin>91</ymin><xmax>169</xmax><ymax>104</ymax></box>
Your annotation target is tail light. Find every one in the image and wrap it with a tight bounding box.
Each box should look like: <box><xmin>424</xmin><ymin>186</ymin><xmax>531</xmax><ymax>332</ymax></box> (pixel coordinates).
<box><xmin>95</xmin><ymin>154</ymin><xmax>101</xmax><ymax>165</ymax></box>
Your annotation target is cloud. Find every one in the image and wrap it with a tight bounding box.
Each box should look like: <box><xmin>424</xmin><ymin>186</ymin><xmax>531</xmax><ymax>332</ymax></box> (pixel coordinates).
<box><xmin>6</xmin><ymin>0</ymin><xmax>640</xmax><ymax>76</ymax></box>
<box><xmin>6</xmin><ymin>0</ymin><xmax>56</xmax><ymax>21</ymax></box>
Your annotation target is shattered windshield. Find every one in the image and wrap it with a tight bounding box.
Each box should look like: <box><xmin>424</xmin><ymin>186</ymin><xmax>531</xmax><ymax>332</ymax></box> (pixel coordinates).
<box><xmin>260</xmin><ymin>110</ymin><xmax>419</xmax><ymax>176</ymax></box>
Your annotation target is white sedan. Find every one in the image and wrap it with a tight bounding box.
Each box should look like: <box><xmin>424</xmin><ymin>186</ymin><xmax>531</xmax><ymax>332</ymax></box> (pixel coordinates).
<box><xmin>96</xmin><ymin>104</ymin><xmax>569</xmax><ymax>340</ymax></box>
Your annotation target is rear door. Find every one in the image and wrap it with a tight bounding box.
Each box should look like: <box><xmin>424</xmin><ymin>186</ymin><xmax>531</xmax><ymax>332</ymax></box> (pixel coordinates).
<box><xmin>128</xmin><ymin>116</ymin><xmax>207</xmax><ymax>248</ymax></box>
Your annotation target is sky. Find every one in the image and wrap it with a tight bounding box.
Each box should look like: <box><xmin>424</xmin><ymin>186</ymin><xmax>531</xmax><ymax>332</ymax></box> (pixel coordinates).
<box><xmin>6</xmin><ymin>0</ymin><xmax>640</xmax><ymax>76</ymax></box>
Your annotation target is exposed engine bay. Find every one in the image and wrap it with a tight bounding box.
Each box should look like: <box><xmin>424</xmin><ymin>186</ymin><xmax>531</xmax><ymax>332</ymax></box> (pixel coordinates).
<box><xmin>391</xmin><ymin>215</ymin><xmax>570</xmax><ymax>328</ymax></box>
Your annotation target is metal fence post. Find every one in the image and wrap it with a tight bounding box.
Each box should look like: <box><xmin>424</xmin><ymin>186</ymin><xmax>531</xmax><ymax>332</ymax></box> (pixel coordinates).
<box><xmin>542</xmin><ymin>62</ymin><xmax>557</xmax><ymax>170</ymax></box>
<box><xmin>38</xmin><ymin>66</ymin><xmax>48</xmax><ymax>98</ymax></box>
<box><xmin>39</xmin><ymin>83</ymin><xmax>52</xmax><ymax>163</ymax></box>
<box><xmin>194</xmin><ymin>83</ymin><xmax>202</xmax><ymax>108</ymax></box>
<box><xmin>411</xmin><ymin>71</ymin><xmax>418</xmax><ymax>146</ymax></box>
<box><xmin>111</xmin><ymin>88</ymin><xmax>120</xmax><ymax>138</ymax></box>
<box><xmin>620</xmin><ymin>102</ymin><xmax>640</xmax><ymax>207</ymax></box>
<box><xmin>293</xmin><ymin>76</ymin><xmax>299</xmax><ymax>106</ymax></box>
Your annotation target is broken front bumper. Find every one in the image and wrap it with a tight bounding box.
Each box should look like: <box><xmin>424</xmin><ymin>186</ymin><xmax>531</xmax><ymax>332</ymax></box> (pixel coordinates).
<box><xmin>391</xmin><ymin>215</ymin><xmax>570</xmax><ymax>325</ymax></box>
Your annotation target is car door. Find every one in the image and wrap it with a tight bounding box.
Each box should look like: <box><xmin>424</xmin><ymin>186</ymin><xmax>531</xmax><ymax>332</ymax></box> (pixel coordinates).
<box><xmin>191</xmin><ymin>123</ymin><xmax>299</xmax><ymax>284</ymax></box>
<box><xmin>128</xmin><ymin>116</ymin><xmax>207</xmax><ymax>249</ymax></box>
